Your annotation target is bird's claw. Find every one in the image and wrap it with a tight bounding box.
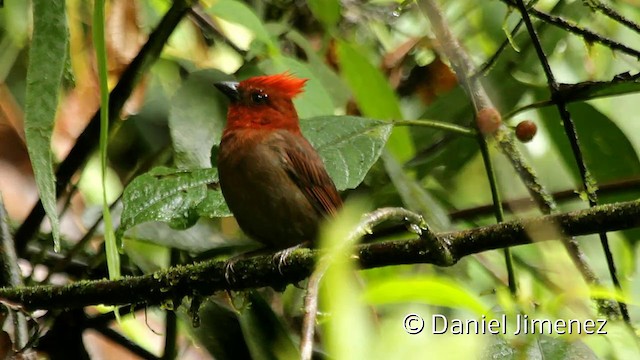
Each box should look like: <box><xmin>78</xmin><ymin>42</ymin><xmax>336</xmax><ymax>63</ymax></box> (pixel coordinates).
<box><xmin>272</xmin><ymin>248</ymin><xmax>294</xmax><ymax>275</ymax></box>
<box><xmin>272</xmin><ymin>242</ymin><xmax>308</xmax><ymax>275</ymax></box>
<box><xmin>224</xmin><ymin>259</ymin><xmax>238</xmax><ymax>284</ymax></box>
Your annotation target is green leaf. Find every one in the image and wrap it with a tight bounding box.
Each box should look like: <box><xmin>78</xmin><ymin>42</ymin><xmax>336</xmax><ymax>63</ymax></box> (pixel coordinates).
<box><xmin>285</xmin><ymin>30</ymin><xmax>351</xmax><ymax>109</ymax></box>
<box><xmin>259</xmin><ymin>55</ymin><xmax>335</xmax><ymax>118</ymax></box>
<box><xmin>307</xmin><ymin>0</ymin><xmax>341</xmax><ymax>29</ymax></box>
<box><xmin>196</xmin><ymin>187</ymin><xmax>232</xmax><ymax>219</ymax></box>
<box><xmin>169</xmin><ymin>69</ymin><xmax>230</xmax><ymax>168</ymax></box>
<box><xmin>239</xmin><ymin>292</ymin><xmax>299</xmax><ymax>360</ymax></box>
<box><xmin>117</xmin><ymin>167</ymin><xmax>229</xmax><ymax>240</ymax></box>
<box><xmin>539</xmin><ymin>103</ymin><xmax>640</xmax><ymax>188</ymax></box>
<box><xmin>301</xmin><ymin>116</ymin><xmax>392</xmax><ymax>190</ymax></box>
<box><xmin>24</xmin><ymin>0</ymin><xmax>68</xmax><ymax>251</ymax></box>
<box><xmin>484</xmin><ymin>335</ymin><xmax>598</xmax><ymax>360</ymax></box>
<box><xmin>408</xmin><ymin>86</ymin><xmax>479</xmax><ymax>182</ymax></box>
<box><xmin>209</xmin><ymin>0</ymin><xmax>276</xmax><ymax>51</ymax></box>
<box><xmin>363</xmin><ymin>277</ymin><xmax>490</xmax><ymax>315</ymax></box>
<box><xmin>335</xmin><ymin>40</ymin><xmax>414</xmax><ymax>161</ymax></box>
<box><xmin>319</xmin><ymin>200</ymin><xmax>373</xmax><ymax>359</ymax></box>
<box><xmin>560</xmin><ymin>78</ymin><xmax>640</xmax><ymax>103</ymax></box>
<box><xmin>381</xmin><ymin>152</ymin><xmax>451</xmax><ymax>231</ymax></box>
<box><xmin>185</xmin><ymin>299</ymin><xmax>252</xmax><ymax>360</ymax></box>
<box><xmin>124</xmin><ymin>221</ymin><xmax>234</xmax><ymax>253</ymax></box>
<box><xmin>335</xmin><ymin>41</ymin><xmax>400</xmax><ymax>120</ymax></box>
<box><xmin>2</xmin><ymin>0</ymin><xmax>29</xmax><ymax>47</ymax></box>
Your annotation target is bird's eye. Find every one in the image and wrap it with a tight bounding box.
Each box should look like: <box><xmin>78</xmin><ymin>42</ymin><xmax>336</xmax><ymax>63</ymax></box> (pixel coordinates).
<box><xmin>251</xmin><ymin>91</ymin><xmax>269</xmax><ymax>104</ymax></box>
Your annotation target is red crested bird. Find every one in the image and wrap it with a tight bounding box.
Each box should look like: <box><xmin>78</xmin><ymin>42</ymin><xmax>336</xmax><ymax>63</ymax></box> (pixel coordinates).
<box><xmin>215</xmin><ymin>73</ymin><xmax>342</xmax><ymax>267</ymax></box>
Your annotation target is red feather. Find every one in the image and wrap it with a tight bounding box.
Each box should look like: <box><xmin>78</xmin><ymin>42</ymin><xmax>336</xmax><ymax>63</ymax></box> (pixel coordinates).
<box><xmin>240</xmin><ymin>72</ymin><xmax>308</xmax><ymax>99</ymax></box>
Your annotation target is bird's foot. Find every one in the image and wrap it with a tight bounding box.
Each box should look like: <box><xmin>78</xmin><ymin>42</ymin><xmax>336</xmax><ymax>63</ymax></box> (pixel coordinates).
<box><xmin>224</xmin><ymin>257</ymin><xmax>241</xmax><ymax>284</ymax></box>
<box><xmin>272</xmin><ymin>242</ymin><xmax>310</xmax><ymax>275</ymax></box>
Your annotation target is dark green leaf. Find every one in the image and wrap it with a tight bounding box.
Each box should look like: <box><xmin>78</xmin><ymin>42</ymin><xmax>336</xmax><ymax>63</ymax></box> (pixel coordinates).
<box><xmin>560</xmin><ymin>78</ymin><xmax>640</xmax><ymax>103</ymax></box>
<box><xmin>117</xmin><ymin>167</ymin><xmax>229</xmax><ymax>240</ymax></box>
<box><xmin>197</xmin><ymin>187</ymin><xmax>232</xmax><ymax>219</ymax></box>
<box><xmin>539</xmin><ymin>103</ymin><xmax>640</xmax><ymax>189</ymax></box>
<box><xmin>301</xmin><ymin>116</ymin><xmax>392</xmax><ymax>190</ymax></box>
<box><xmin>24</xmin><ymin>0</ymin><xmax>68</xmax><ymax>250</ymax></box>
<box><xmin>239</xmin><ymin>291</ymin><xmax>299</xmax><ymax>360</ymax></box>
<box><xmin>381</xmin><ymin>152</ymin><xmax>451</xmax><ymax>231</ymax></box>
<box><xmin>169</xmin><ymin>69</ymin><xmax>230</xmax><ymax>168</ymax></box>
<box><xmin>185</xmin><ymin>298</ymin><xmax>252</xmax><ymax>360</ymax></box>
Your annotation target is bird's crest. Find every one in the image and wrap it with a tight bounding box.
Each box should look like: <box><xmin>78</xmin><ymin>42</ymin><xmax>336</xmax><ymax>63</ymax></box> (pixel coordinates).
<box><xmin>240</xmin><ymin>72</ymin><xmax>308</xmax><ymax>98</ymax></box>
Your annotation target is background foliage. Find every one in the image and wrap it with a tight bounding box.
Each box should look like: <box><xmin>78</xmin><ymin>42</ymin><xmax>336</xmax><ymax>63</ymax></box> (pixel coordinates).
<box><xmin>0</xmin><ymin>0</ymin><xmax>640</xmax><ymax>358</ymax></box>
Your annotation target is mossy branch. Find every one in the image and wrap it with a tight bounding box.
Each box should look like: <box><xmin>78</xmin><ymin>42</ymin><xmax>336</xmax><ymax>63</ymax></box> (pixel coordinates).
<box><xmin>1</xmin><ymin>200</ymin><xmax>639</xmax><ymax>311</ymax></box>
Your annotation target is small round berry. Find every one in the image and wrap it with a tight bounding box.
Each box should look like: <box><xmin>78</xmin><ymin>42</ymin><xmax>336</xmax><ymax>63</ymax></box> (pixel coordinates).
<box><xmin>476</xmin><ymin>107</ymin><xmax>502</xmax><ymax>135</ymax></box>
<box><xmin>515</xmin><ymin>120</ymin><xmax>537</xmax><ymax>143</ymax></box>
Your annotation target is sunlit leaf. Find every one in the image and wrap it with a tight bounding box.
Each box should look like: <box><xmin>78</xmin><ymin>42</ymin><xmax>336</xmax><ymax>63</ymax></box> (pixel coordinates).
<box><xmin>285</xmin><ymin>30</ymin><xmax>351</xmax><ymax>109</ymax></box>
<box><xmin>259</xmin><ymin>55</ymin><xmax>335</xmax><ymax>118</ymax></box>
<box><xmin>336</xmin><ymin>40</ymin><xmax>414</xmax><ymax>161</ymax></box>
<box><xmin>320</xmin><ymin>200</ymin><xmax>373</xmax><ymax>360</ymax></box>
<box><xmin>209</xmin><ymin>0</ymin><xmax>276</xmax><ymax>50</ymax></box>
<box><xmin>363</xmin><ymin>277</ymin><xmax>490</xmax><ymax>315</ymax></box>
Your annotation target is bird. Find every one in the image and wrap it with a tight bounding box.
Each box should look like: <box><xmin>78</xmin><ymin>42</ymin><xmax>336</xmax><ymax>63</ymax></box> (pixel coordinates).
<box><xmin>215</xmin><ymin>73</ymin><xmax>342</xmax><ymax>270</ymax></box>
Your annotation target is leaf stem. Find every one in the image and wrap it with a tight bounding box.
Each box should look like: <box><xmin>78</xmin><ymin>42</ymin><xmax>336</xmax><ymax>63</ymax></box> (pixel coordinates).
<box><xmin>392</xmin><ymin>119</ymin><xmax>475</xmax><ymax>136</ymax></box>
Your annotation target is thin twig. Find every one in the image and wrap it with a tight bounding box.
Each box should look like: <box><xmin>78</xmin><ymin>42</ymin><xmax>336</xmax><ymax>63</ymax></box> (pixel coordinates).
<box><xmin>162</xmin><ymin>249</ymin><xmax>180</xmax><ymax>360</ymax></box>
<box><xmin>472</xmin><ymin>19</ymin><xmax>524</xmax><ymax>79</ymax></box>
<box><xmin>478</xmin><ymin>138</ymin><xmax>516</xmax><ymax>295</ymax></box>
<box><xmin>450</xmin><ymin>176</ymin><xmax>640</xmax><ymax>220</ymax></box>
<box><xmin>502</xmin><ymin>0</ymin><xmax>640</xmax><ymax>59</ymax></box>
<box><xmin>582</xmin><ymin>0</ymin><xmax>640</xmax><ymax>36</ymax></box>
<box><xmin>0</xmin><ymin>194</ymin><xmax>29</xmax><ymax>350</ymax></box>
<box><xmin>188</xmin><ymin>4</ymin><xmax>245</xmax><ymax>54</ymax></box>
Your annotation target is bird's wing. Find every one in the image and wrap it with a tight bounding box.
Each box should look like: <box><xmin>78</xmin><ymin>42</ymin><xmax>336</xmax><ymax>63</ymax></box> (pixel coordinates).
<box><xmin>270</xmin><ymin>131</ymin><xmax>342</xmax><ymax>216</ymax></box>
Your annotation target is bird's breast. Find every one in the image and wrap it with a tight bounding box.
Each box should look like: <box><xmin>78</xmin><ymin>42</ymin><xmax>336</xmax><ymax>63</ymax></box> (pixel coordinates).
<box><xmin>217</xmin><ymin>130</ymin><xmax>321</xmax><ymax>248</ymax></box>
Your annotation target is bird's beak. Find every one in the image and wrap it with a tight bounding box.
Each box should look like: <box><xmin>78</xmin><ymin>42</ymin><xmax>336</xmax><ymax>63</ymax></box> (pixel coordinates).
<box><xmin>214</xmin><ymin>81</ymin><xmax>240</xmax><ymax>102</ymax></box>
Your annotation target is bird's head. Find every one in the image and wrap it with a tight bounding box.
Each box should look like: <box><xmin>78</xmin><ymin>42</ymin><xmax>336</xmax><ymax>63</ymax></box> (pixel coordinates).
<box><xmin>215</xmin><ymin>73</ymin><xmax>308</xmax><ymax>132</ymax></box>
